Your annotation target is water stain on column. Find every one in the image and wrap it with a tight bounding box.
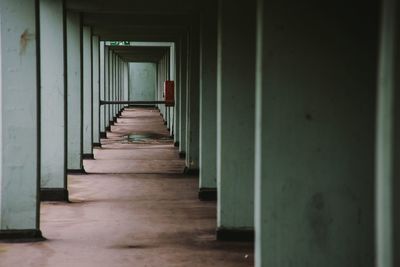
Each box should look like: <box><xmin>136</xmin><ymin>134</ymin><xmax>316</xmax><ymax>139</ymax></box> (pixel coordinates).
<box><xmin>19</xmin><ymin>29</ymin><xmax>34</xmax><ymax>56</ymax></box>
<box><xmin>307</xmin><ymin>192</ymin><xmax>333</xmax><ymax>250</ymax></box>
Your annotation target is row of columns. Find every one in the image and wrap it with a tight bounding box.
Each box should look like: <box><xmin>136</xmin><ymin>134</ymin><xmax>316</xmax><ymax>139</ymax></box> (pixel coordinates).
<box><xmin>0</xmin><ymin>0</ymin><xmax>129</xmax><ymax>238</ymax></box>
<box><xmin>193</xmin><ymin>0</ymin><xmax>391</xmax><ymax>266</ymax></box>
<box><xmin>1</xmin><ymin>0</ymin><xmax>399</xmax><ymax>266</ymax></box>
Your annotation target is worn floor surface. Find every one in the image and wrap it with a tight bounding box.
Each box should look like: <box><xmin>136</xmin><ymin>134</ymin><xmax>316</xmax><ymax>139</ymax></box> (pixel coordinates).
<box><xmin>0</xmin><ymin>107</ymin><xmax>253</xmax><ymax>267</ymax></box>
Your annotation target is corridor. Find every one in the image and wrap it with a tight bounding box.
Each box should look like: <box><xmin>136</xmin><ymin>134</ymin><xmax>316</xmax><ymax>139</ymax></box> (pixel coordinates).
<box><xmin>0</xmin><ymin>107</ymin><xmax>253</xmax><ymax>267</ymax></box>
<box><xmin>2</xmin><ymin>0</ymin><xmax>399</xmax><ymax>266</ymax></box>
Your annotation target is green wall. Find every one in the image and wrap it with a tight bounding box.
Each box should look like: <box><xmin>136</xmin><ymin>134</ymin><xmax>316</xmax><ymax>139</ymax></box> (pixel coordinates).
<box><xmin>129</xmin><ymin>63</ymin><xmax>156</xmax><ymax>101</ymax></box>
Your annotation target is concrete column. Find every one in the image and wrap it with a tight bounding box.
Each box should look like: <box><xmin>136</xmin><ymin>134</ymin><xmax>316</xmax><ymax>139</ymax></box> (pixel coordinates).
<box><xmin>376</xmin><ymin>1</ymin><xmax>400</xmax><ymax>266</ymax></box>
<box><xmin>174</xmin><ymin>41</ymin><xmax>181</xmax><ymax>146</ymax></box>
<box><xmin>104</xmin><ymin>46</ymin><xmax>110</xmax><ymax>131</ymax></box>
<box><xmin>92</xmin><ymin>36</ymin><xmax>100</xmax><ymax>147</ymax></box>
<box><xmin>199</xmin><ymin>2</ymin><xmax>218</xmax><ymax>200</ymax></box>
<box><xmin>115</xmin><ymin>56</ymin><xmax>119</xmax><ymax>114</ymax></box>
<box><xmin>123</xmin><ymin>62</ymin><xmax>129</xmax><ymax>105</ymax></box>
<box><xmin>115</xmin><ymin>55</ymin><xmax>118</xmax><ymax>116</ymax></box>
<box><xmin>185</xmin><ymin>23</ymin><xmax>201</xmax><ymax>172</ymax></box>
<box><xmin>108</xmin><ymin>49</ymin><xmax>114</xmax><ymax>125</ymax></box>
<box><xmin>99</xmin><ymin>41</ymin><xmax>106</xmax><ymax>138</ymax></box>
<box><xmin>117</xmin><ymin>57</ymin><xmax>121</xmax><ymax>113</ymax></box>
<box><xmin>165</xmin><ymin>52</ymin><xmax>170</xmax><ymax>130</ymax></box>
<box><xmin>216</xmin><ymin>0</ymin><xmax>256</xmax><ymax>241</ymax></box>
<box><xmin>82</xmin><ymin>26</ymin><xmax>93</xmax><ymax>159</ymax></box>
<box><xmin>0</xmin><ymin>0</ymin><xmax>42</xmax><ymax>239</ymax></box>
<box><xmin>115</xmin><ymin>55</ymin><xmax>118</xmax><ymax>117</ymax></box>
<box><xmin>111</xmin><ymin>52</ymin><xmax>116</xmax><ymax>119</ymax></box>
<box><xmin>39</xmin><ymin>0</ymin><xmax>67</xmax><ymax>201</ymax></box>
<box><xmin>158</xmin><ymin>56</ymin><xmax>165</xmax><ymax>118</ymax></box>
<box><xmin>178</xmin><ymin>36</ymin><xmax>188</xmax><ymax>157</ymax></box>
<box><xmin>254</xmin><ymin>0</ymin><xmax>379</xmax><ymax>266</ymax></box>
<box><xmin>169</xmin><ymin>44</ymin><xmax>175</xmax><ymax>137</ymax></box>
<box><xmin>66</xmin><ymin>12</ymin><xmax>83</xmax><ymax>173</ymax></box>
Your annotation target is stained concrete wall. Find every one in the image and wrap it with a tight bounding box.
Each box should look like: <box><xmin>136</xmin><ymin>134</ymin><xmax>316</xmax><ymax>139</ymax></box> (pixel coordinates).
<box><xmin>92</xmin><ymin>36</ymin><xmax>100</xmax><ymax>144</ymax></box>
<box><xmin>66</xmin><ymin>12</ymin><xmax>82</xmax><ymax>170</ymax></box>
<box><xmin>254</xmin><ymin>0</ymin><xmax>379</xmax><ymax>266</ymax></box>
<box><xmin>129</xmin><ymin>63</ymin><xmax>156</xmax><ymax>101</ymax></box>
<box><xmin>40</xmin><ymin>0</ymin><xmax>65</xmax><ymax>189</ymax></box>
<box><xmin>217</xmin><ymin>0</ymin><xmax>255</xmax><ymax>231</ymax></box>
<box><xmin>199</xmin><ymin>2</ymin><xmax>217</xmax><ymax>190</ymax></box>
<box><xmin>0</xmin><ymin>0</ymin><xmax>39</xmax><ymax>230</ymax></box>
<box><xmin>82</xmin><ymin>26</ymin><xmax>92</xmax><ymax>155</ymax></box>
<box><xmin>375</xmin><ymin>0</ymin><xmax>400</xmax><ymax>266</ymax></box>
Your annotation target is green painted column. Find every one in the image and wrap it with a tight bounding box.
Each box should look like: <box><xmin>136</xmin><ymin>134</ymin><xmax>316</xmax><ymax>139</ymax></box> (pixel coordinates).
<box><xmin>254</xmin><ymin>0</ymin><xmax>379</xmax><ymax>266</ymax></box>
<box><xmin>0</xmin><ymin>0</ymin><xmax>42</xmax><ymax>239</ymax></box>
<box><xmin>185</xmin><ymin>20</ymin><xmax>200</xmax><ymax>172</ymax></box>
<box><xmin>178</xmin><ymin>36</ymin><xmax>188</xmax><ymax>157</ymax></box>
<box><xmin>104</xmin><ymin>46</ymin><xmax>110</xmax><ymax>131</ymax></box>
<box><xmin>216</xmin><ymin>0</ymin><xmax>256</xmax><ymax>240</ymax></box>
<box><xmin>39</xmin><ymin>0</ymin><xmax>67</xmax><ymax>201</ymax></box>
<box><xmin>199</xmin><ymin>1</ymin><xmax>218</xmax><ymax>200</ymax></box>
<box><xmin>82</xmin><ymin>26</ymin><xmax>93</xmax><ymax>159</ymax></box>
<box><xmin>376</xmin><ymin>0</ymin><xmax>400</xmax><ymax>266</ymax></box>
<box><xmin>99</xmin><ymin>41</ymin><xmax>106</xmax><ymax>138</ymax></box>
<box><xmin>92</xmin><ymin>36</ymin><xmax>100</xmax><ymax>147</ymax></box>
<box><xmin>108</xmin><ymin>50</ymin><xmax>114</xmax><ymax>123</ymax></box>
<box><xmin>174</xmin><ymin>41</ymin><xmax>181</xmax><ymax>146</ymax></box>
<box><xmin>66</xmin><ymin>11</ymin><xmax>83</xmax><ymax>173</ymax></box>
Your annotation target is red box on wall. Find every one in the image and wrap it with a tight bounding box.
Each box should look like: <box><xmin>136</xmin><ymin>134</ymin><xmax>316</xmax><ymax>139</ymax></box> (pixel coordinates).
<box><xmin>164</xmin><ymin>80</ymin><xmax>175</xmax><ymax>107</ymax></box>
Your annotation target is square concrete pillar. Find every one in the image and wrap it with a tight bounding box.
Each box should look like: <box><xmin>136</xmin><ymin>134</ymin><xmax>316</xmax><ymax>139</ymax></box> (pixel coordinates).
<box><xmin>254</xmin><ymin>0</ymin><xmax>379</xmax><ymax>266</ymax></box>
<box><xmin>92</xmin><ymin>36</ymin><xmax>100</xmax><ymax>147</ymax></box>
<box><xmin>178</xmin><ymin>36</ymin><xmax>188</xmax><ymax>158</ymax></box>
<box><xmin>104</xmin><ymin>46</ymin><xmax>110</xmax><ymax>132</ymax></box>
<box><xmin>39</xmin><ymin>0</ymin><xmax>68</xmax><ymax>201</ymax></box>
<box><xmin>123</xmin><ymin>62</ymin><xmax>129</xmax><ymax>104</ymax></box>
<box><xmin>99</xmin><ymin>41</ymin><xmax>106</xmax><ymax>138</ymax></box>
<box><xmin>376</xmin><ymin>1</ymin><xmax>400</xmax><ymax>266</ymax></box>
<box><xmin>66</xmin><ymin>12</ymin><xmax>84</xmax><ymax>174</ymax></box>
<box><xmin>173</xmin><ymin>41</ymin><xmax>181</xmax><ymax>146</ymax></box>
<box><xmin>216</xmin><ymin>0</ymin><xmax>256</xmax><ymax>241</ymax></box>
<box><xmin>108</xmin><ymin>49</ymin><xmax>114</xmax><ymax>126</ymax></box>
<box><xmin>185</xmin><ymin>22</ymin><xmax>200</xmax><ymax>173</ymax></box>
<box><xmin>0</xmin><ymin>0</ymin><xmax>42</xmax><ymax>240</ymax></box>
<box><xmin>111</xmin><ymin>52</ymin><xmax>116</xmax><ymax>120</ymax></box>
<box><xmin>198</xmin><ymin>1</ymin><xmax>218</xmax><ymax>200</ymax></box>
<box><xmin>82</xmin><ymin>26</ymin><xmax>93</xmax><ymax>159</ymax></box>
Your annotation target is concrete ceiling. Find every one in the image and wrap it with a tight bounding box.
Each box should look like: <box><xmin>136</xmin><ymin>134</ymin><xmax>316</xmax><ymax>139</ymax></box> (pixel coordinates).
<box><xmin>66</xmin><ymin>0</ymin><xmax>199</xmax><ymax>14</ymax></box>
<box><xmin>65</xmin><ymin>0</ymin><xmax>199</xmax><ymax>62</ymax></box>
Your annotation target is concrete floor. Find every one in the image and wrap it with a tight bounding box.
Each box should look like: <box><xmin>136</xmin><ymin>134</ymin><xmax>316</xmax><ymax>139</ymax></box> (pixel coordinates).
<box><xmin>0</xmin><ymin>107</ymin><xmax>254</xmax><ymax>267</ymax></box>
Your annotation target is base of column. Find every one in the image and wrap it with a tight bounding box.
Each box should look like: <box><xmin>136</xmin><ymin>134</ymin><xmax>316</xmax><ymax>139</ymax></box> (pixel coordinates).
<box><xmin>93</xmin><ymin>143</ymin><xmax>101</xmax><ymax>148</ymax></box>
<box><xmin>174</xmin><ymin>141</ymin><xmax>179</xmax><ymax>147</ymax></box>
<box><xmin>0</xmin><ymin>230</ymin><xmax>44</xmax><ymax>243</ymax></box>
<box><xmin>82</xmin><ymin>153</ymin><xmax>94</xmax><ymax>160</ymax></box>
<box><xmin>40</xmin><ymin>188</ymin><xmax>69</xmax><ymax>202</ymax></box>
<box><xmin>184</xmin><ymin>167</ymin><xmax>199</xmax><ymax>176</ymax></box>
<box><xmin>67</xmin><ymin>168</ymin><xmax>86</xmax><ymax>175</ymax></box>
<box><xmin>216</xmin><ymin>227</ymin><xmax>254</xmax><ymax>242</ymax></box>
<box><xmin>100</xmin><ymin>132</ymin><xmax>107</xmax><ymax>139</ymax></box>
<box><xmin>179</xmin><ymin>151</ymin><xmax>186</xmax><ymax>159</ymax></box>
<box><xmin>198</xmin><ymin>188</ymin><xmax>217</xmax><ymax>201</ymax></box>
